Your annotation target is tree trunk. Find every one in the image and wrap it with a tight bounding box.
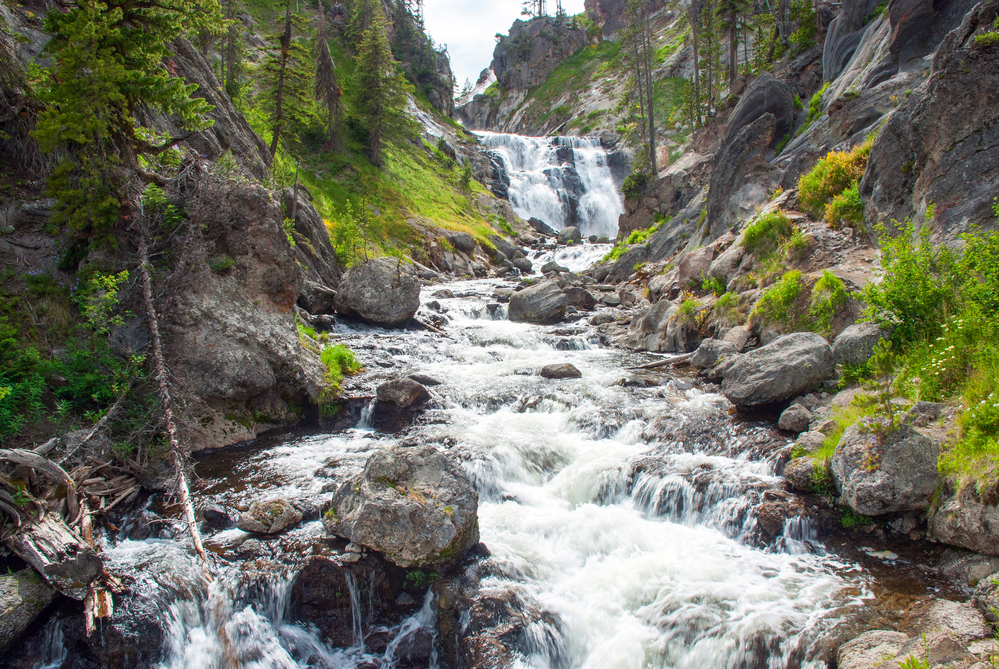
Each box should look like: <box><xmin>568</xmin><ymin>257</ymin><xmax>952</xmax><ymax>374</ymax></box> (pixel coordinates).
<box><xmin>270</xmin><ymin>0</ymin><xmax>294</xmax><ymax>159</ymax></box>
<box><xmin>690</xmin><ymin>0</ymin><xmax>702</xmax><ymax>127</ymax></box>
<box><xmin>642</xmin><ymin>21</ymin><xmax>657</xmax><ymax>173</ymax></box>
<box><xmin>137</xmin><ymin>233</ymin><xmax>209</xmax><ymax>566</ymax></box>
<box><xmin>4</xmin><ymin>513</ymin><xmax>102</xmax><ymax>600</ymax></box>
<box><xmin>729</xmin><ymin>10</ymin><xmax>738</xmax><ymax>87</ymax></box>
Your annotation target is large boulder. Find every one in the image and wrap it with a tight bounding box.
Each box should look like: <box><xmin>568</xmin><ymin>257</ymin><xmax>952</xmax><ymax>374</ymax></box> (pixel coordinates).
<box><xmin>0</xmin><ymin>569</ymin><xmax>57</xmax><ymax>653</ymax></box>
<box><xmin>558</xmin><ymin>226</ymin><xmax>582</xmax><ymax>245</ymax></box>
<box><xmin>236</xmin><ymin>499</ymin><xmax>303</xmax><ymax>534</ymax></box>
<box><xmin>778</xmin><ymin>404</ymin><xmax>812</xmax><ymax>433</ymax></box>
<box><xmin>722</xmin><ymin>73</ymin><xmax>796</xmax><ymax>150</ymax></box>
<box><xmin>604</xmin><ymin>244</ymin><xmax>649</xmax><ymax>284</ymax></box>
<box><xmin>444</xmin><ymin>231</ymin><xmax>476</xmax><ymax>255</ymax></box>
<box><xmin>832</xmin><ymin>321</ymin><xmax>889</xmax><ymax>366</ymax></box>
<box><xmin>508</xmin><ymin>281</ymin><xmax>568</xmax><ymax>325</ymax></box>
<box><xmin>334</xmin><ymin>257</ymin><xmax>421</xmax><ymax>326</ymax></box>
<box><xmin>323</xmin><ymin>445</ymin><xmax>479</xmax><ymax>570</ymax></box>
<box><xmin>677</xmin><ymin>246</ymin><xmax>715</xmax><ymax>288</ymax></box>
<box><xmin>690</xmin><ymin>338</ymin><xmax>737</xmax><ymax>369</ymax></box>
<box><xmin>929</xmin><ymin>483</ymin><xmax>999</xmax><ymax>556</ymax></box>
<box><xmin>831</xmin><ymin>424</ymin><xmax>940</xmax><ymax>516</ymax></box>
<box><xmin>377</xmin><ymin>378</ymin><xmax>431</xmax><ymax>407</ymax></box>
<box><xmin>973</xmin><ymin>572</ymin><xmax>999</xmax><ymax>622</ymax></box>
<box><xmin>721</xmin><ymin>333</ymin><xmax>835</xmax><ymax>408</ymax></box>
<box><xmin>784</xmin><ymin>457</ymin><xmax>819</xmax><ymax>492</ymax></box>
<box><xmin>540</xmin><ymin>363</ymin><xmax>582</xmax><ymax>379</ymax></box>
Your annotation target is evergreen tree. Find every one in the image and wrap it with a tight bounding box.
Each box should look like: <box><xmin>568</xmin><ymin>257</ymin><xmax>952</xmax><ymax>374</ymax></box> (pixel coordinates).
<box><xmin>315</xmin><ymin>7</ymin><xmax>345</xmax><ymax>152</ymax></box>
<box><xmin>33</xmin><ymin>0</ymin><xmax>224</xmax><ymax>236</ymax></box>
<box><xmin>352</xmin><ymin>9</ymin><xmax>412</xmax><ymax>167</ymax></box>
<box><xmin>625</xmin><ymin>0</ymin><xmax>657</xmax><ymax>172</ymax></box>
<box><xmin>262</xmin><ymin>0</ymin><xmax>313</xmax><ymax>158</ymax></box>
<box><xmin>222</xmin><ymin>0</ymin><xmax>247</xmax><ymax>98</ymax></box>
<box><xmin>716</xmin><ymin>0</ymin><xmax>749</xmax><ymax>87</ymax></box>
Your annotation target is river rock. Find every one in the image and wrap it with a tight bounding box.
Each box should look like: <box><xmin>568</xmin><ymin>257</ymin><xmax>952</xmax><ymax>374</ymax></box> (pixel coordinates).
<box><xmin>558</xmin><ymin>226</ymin><xmax>582</xmax><ymax>244</ymax></box>
<box><xmin>377</xmin><ymin>378</ymin><xmax>431</xmax><ymax>407</ymax></box>
<box><xmin>721</xmin><ymin>333</ymin><xmax>835</xmax><ymax>408</ymax></box>
<box><xmin>0</xmin><ymin>570</ymin><xmax>57</xmax><ymax>653</ymax></box>
<box><xmin>832</xmin><ymin>322</ymin><xmax>889</xmax><ymax>366</ymax></box>
<box><xmin>973</xmin><ymin>573</ymin><xmax>999</xmax><ymax>622</ymax></box>
<box><xmin>289</xmin><ymin>555</ymin><xmax>398</xmax><ymax>648</ymax></box>
<box><xmin>237</xmin><ymin>499</ymin><xmax>303</xmax><ymax>534</ymax></box>
<box><xmin>541</xmin><ymin>261</ymin><xmax>568</xmax><ymax>274</ymax></box>
<box><xmin>540</xmin><ymin>363</ymin><xmax>582</xmax><ymax>379</ymax></box>
<box><xmin>691</xmin><ymin>338</ymin><xmax>737</xmax><ymax>370</ymax></box>
<box><xmin>444</xmin><ymin>231</ymin><xmax>476</xmax><ymax>255</ymax></box>
<box><xmin>488</xmin><ymin>235</ymin><xmax>517</xmax><ymax>260</ymax></box>
<box><xmin>784</xmin><ymin>457</ymin><xmax>818</xmax><ymax>492</ymax></box>
<box><xmin>605</xmin><ymin>245</ymin><xmax>649</xmax><ymax>284</ymax></box>
<box><xmin>528</xmin><ymin>217</ymin><xmax>557</xmax><ymax>236</ymax></box>
<box><xmin>837</xmin><ymin>630</ymin><xmax>908</xmax><ymax>669</ymax></box>
<box><xmin>511</xmin><ymin>256</ymin><xmax>532</xmax><ymax>274</ymax></box>
<box><xmin>408</xmin><ymin>373</ymin><xmax>442</xmax><ymax>387</ymax></box>
<box><xmin>922</xmin><ymin>599</ymin><xmax>990</xmax><ymax>642</ymax></box>
<box><xmin>929</xmin><ymin>483</ymin><xmax>999</xmax><ymax>556</ymax></box>
<box><xmin>563</xmin><ymin>287</ymin><xmax>596</xmax><ymax>310</ymax></box>
<box><xmin>324</xmin><ymin>444</ymin><xmax>479</xmax><ymax>570</ymax></box>
<box><xmin>201</xmin><ymin>503</ymin><xmax>238</xmax><ymax>530</ymax></box>
<box><xmin>334</xmin><ymin>257</ymin><xmax>421</xmax><ymax>326</ymax></box>
<box><xmin>795</xmin><ymin>430</ymin><xmax>828</xmax><ymax>452</ymax></box>
<box><xmin>831</xmin><ymin>424</ymin><xmax>939</xmax><ymax>516</ymax></box>
<box><xmin>508</xmin><ymin>281</ymin><xmax>568</xmax><ymax>324</ymax></box>
<box><xmin>778</xmin><ymin>404</ymin><xmax>812</xmax><ymax>433</ymax></box>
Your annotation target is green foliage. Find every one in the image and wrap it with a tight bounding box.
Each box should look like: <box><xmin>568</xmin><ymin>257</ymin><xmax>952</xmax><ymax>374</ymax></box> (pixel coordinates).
<box><xmin>825</xmin><ymin>182</ymin><xmax>865</xmax><ymax>228</ymax></box>
<box><xmin>702</xmin><ymin>276</ymin><xmax>726</xmax><ymax>296</ymax></box>
<box><xmin>352</xmin><ymin>9</ymin><xmax>416</xmax><ymax>167</ymax></box>
<box><xmin>210</xmin><ymin>255</ymin><xmax>236</xmax><ymax>272</ymax></box>
<box><xmin>974</xmin><ymin>16</ymin><xmax>999</xmax><ymax>46</ymax></box>
<box><xmin>840</xmin><ymin>507</ymin><xmax>874</xmax><ymax>529</ymax></box>
<box><xmin>33</xmin><ymin>0</ymin><xmax>223</xmax><ymax>237</ymax></box>
<box><xmin>676</xmin><ymin>296</ymin><xmax>700</xmax><ymax>324</ymax></box>
<box><xmin>752</xmin><ymin>270</ymin><xmax>804</xmax><ymax>327</ymax></box>
<box><xmin>810</xmin><ymin>270</ymin><xmax>849</xmax><ymax>335</ymax></box>
<box><xmin>854</xmin><ymin>341</ymin><xmax>903</xmax><ymax>434</ymax></box>
<box><xmin>714</xmin><ymin>290</ymin><xmax>744</xmax><ymax>326</ymax></box>
<box><xmin>320</xmin><ymin>343</ymin><xmax>362</xmax><ymax>401</ymax></box>
<box><xmin>798</xmin><ymin>140</ymin><xmax>872</xmax><ymax>218</ymax></box>
<box><xmin>742</xmin><ymin>210</ymin><xmax>794</xmax><ymax>257</ymax></box>
<box><xmin>622</xmin><ymin>170</ymin><xmax>651</xmax><ymax>199</ymax></box>
<box><xmin>811</xmin><ymin>466</ymin><xmax>836</xmax><ymax>496</ymax></box>
<box><xmin>804</xmin><ymin>82</ymin><xmax>830</xmax><ymax>128</ymax></box>
<box><xmin>404</xmin><ymin>569</ymin><xmax>440</xmax><ymax>590</ymax></box>
<box><xmin>784</xmin><ymin>228</ymin><xmax>810</xmax><ymax>259</ymax></box>
<box><xmin>861</xmin><ymin>219</ymin><xmax>961</xmax><ymax>346</ymax></box>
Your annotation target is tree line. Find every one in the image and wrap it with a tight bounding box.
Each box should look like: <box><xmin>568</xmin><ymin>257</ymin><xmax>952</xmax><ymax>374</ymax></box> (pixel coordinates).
<box><xmin>621</xmin><ymin>0</ymin><xmax>818</xmax><ymax>175</ymax></box>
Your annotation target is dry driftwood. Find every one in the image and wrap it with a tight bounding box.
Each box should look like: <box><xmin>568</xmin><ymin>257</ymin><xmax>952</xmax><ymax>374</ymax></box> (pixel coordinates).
<box><xmin>5</xmin><ymin>512</ymin><xmax>102</xmax><ymax>600</ymax></box>
<box><xmin>627</xmin><ymin>352</ymin><xmax>694</xmax><ymax>370</ymax></box>
<box><xmin>138</xmin><ymin>232</ymin><xmax>209</xmax><ymax>566</ymax></box>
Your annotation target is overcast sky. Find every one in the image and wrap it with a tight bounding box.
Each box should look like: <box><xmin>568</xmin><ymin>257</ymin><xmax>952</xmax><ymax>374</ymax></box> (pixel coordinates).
<box><xmin>423</xmin><ymin>0</ymin><xmax>588</xmax><ymax>89</ymax></box>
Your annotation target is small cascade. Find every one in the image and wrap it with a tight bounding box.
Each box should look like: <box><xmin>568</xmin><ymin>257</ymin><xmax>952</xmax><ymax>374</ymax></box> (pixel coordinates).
<box><xmin>477</xmin><ymin>131</ymin><xmax>624</xmax><ymax>238</ymax></box>
<box><xmin>357</xmin><ymin>399</ymin><xmax>377</xmax><ymax>430</ymax></box>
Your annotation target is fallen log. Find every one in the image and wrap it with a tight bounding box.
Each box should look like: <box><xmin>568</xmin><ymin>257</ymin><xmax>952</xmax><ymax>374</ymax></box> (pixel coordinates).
<box><xmin>627</xmin><ymin>352</ymin><xmax>694</xmax><ymax>370</ymax></box>
<box><xmin>5</xmin><ymin>513</ymin><xmax>102</xmax><ymax>600</ymax></box>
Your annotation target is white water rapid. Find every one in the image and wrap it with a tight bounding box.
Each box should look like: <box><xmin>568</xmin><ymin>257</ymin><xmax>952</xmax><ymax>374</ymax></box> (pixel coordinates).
<box><xmin>24</xmin><ymin>279</ymin><xmax>882</xmax><ymax>669</ymax></box>
<box><xmin>477</xmin><ymin>131</ymin><xmax>625</xmax><ymax>239</ymax></box>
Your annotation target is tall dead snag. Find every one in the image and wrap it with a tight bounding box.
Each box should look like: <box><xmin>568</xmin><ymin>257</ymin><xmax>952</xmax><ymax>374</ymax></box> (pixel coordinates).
<box><xmin>137</xmin><ymin>233</ymin><xmax>208</xmax><ymax>565</ymax></box>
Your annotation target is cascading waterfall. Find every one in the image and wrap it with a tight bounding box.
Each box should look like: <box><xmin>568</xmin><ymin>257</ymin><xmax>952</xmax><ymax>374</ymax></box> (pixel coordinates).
<box><xmin>477</xmin><ymin>131</ymin><xmax>624</xmax><ymax>239</ymax></box>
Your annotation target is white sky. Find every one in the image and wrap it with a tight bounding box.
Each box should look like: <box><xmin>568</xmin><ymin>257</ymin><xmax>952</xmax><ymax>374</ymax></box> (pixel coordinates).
<box><xmin>422</xmin><ymin>0</ymin><xmax>588</xmax><ymax>89</ymax></box>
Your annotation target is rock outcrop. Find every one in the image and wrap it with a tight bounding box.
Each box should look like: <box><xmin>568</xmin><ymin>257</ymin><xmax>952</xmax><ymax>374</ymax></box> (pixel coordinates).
<box><xmin>334</xmin><ymin>257</ymin><xmax>421</xmax><ymax>327</ymax></box>
<box><xmin>0</xmin><ymin>570</ymin><xmax>57</xmax><ymax>652</ymax></box>
<box><xmin>831</xmin><ymin>424</ymin><xmax>940</xmax><ymax>515</ymax></box>
<box><xmin>508</xmin><ymin>281</ymin><xmax>568</xmax><ymax>324</ymax></box>
<box><xmin>862</xmin><ymin>0</ymin><xmax>999</xmax><ymax>240</ymax></box>
<box><xmin>324</xmin><ymin>445</ymin><xmax>479</xmax><ymax>570</ymax></box>
<box><xmin>721</xmin><ymin>333</ymin><xmax>835</xmax><ymax>408</ymax></box>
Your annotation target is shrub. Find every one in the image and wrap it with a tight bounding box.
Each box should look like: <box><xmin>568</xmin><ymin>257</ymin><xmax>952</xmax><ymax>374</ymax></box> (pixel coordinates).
<box><xmin>702</xmin><ymin>276</ymin><xmax>726</xmax><ymax>296</ymax></box>
<box><xmin>805</xmin><ymin>82</ymin><xmax>830</xmax><ymax>126</ymax></box>
<box><xmin>784</xmin><ymin>228</ymin><xmax>811</xmax><ymax>260</ymax></box>
<box><xmin>320</xmin><ymin>343</ymin><xmax>363</xmax><ymax>401</ymax></box>
<box><xmin>742</xmin><ymin>210</ymin><xmax>794</xmax><ymax>256</ymax></box>
<box><xmin>798</xmin><ymin>140</ymin><xmax>872</xmax><ymax>218</ymax></box>
<box><xmin>861</xmin><ymin>219</ymin><xmax>961</xmax><ymax>347</ymax></box>
<box><xmin>825</xmin><ymin>182</ymin><xmax>865</xmax><ymax>229</ymax></box>
<box><xmin>752</xmin><ymin>270</ymin><xmax>804</xmax><ymax>327</ymax></box>
<box><xmin>622</xmin><ymin>170</ymin><xmax>650</xmax><ymax>200</ymax></box>
<box><xmin>714</xmin><ymin>291</ymin><xmax>744</xmax><ymax>326</ymax></box>
<box><xmin>810</xmin><ymin>270</ymin><xmax>849</xmax><ymax>335</ymax></box>
<box><xmin>675</xmin><ymin>296</ymin><xmax>700</xmax><ymax>325</ymax></box>
<box><xmin>210</xmin><ymin>255</ymin><xmax>235</xmax><ymax>272</ymax></box>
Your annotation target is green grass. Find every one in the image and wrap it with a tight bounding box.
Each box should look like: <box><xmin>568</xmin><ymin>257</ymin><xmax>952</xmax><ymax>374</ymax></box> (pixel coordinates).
<box><xmin>520</xmin><ymin>41</ymin><xmax>623</xmax><ymax>124</ymax></box>
<box><xmin>810</xmin><ymin>270</ymin><xmax>849</xmax><ymax>335</ymax></box>
<box><xmin>742</xmin><ymin>210</ymin><xmax>794</xmax><ymax>256</ymax></box>
<box><xmin>752</xmin><ymin>269</ymin><xmax>804</xmax><ymax>327</ymax></box>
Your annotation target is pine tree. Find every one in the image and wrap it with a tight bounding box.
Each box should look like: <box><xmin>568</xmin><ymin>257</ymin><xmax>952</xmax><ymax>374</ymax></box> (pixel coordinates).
<box><xmin>33</xmin><ymin>0</ymin><xmax>224</xmax><ymax>236</ymax></box>
<box><xmin>222</xmin><ymin>0</ymin><xmax>247</xmax><ymax>97</ymax></box>
<box><xmin>263</xmin><ymin>0</ymin><xmax>313</xmax><ymax>158</ymax></box>
<box><xmin>624</xmin><ymin>0</ymin><xmax>657</xmax><ymax>172</ymax></box>
<box><xmin>352</xmin><ymin>9</ymin><xmax>413</xmax><ymax>167</ymax></box>
<box><xmin>315</xmin><ymin>7</ymin><xmax>345</xmax><ymax>152</ymax></box>
<box><xmin>716</xmin><ymin>0</ymin><xmax>749</xmax><ymax>88</ymax></box>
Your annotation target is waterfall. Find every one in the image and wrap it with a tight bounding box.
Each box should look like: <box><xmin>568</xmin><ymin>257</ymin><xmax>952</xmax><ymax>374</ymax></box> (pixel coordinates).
<box><xmin>477</xmin><ymin>131</ymin><xmax>624</xmax><ymax>239</ymax></box>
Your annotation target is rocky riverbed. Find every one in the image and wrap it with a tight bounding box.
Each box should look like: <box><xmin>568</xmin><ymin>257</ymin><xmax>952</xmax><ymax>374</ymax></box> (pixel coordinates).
<box><xmin>7</xmin><ymin>257</ymin><xmax>998</xmax><ymax>669</ymax></box>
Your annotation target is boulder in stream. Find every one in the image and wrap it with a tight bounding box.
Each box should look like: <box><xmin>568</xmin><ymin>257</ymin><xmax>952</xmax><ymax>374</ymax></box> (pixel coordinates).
<box><xmin>0</xmin><ymin>569</ymin><xmax>57</xmax><ymax>653</ymax></box>
<box><xmin>333</xmin><ymin>257</ymin><xmax>421</xmax><ymax>326</ymax></box>
<box><xmin>237</xmin><ymin>498</ymin><xmax>303</xmax><ymax>534</ymax></box>
<box><xmin>721</xmin><ymin>333</ymin><xmax>834</xmax><ymax>408</ymax></box>
<box><xmin>508</xmin><ymin>281</ymin><xmax>568</xmax><ymax>325</ymax></box>
<box><xmin>558</xmin><ymin>226</ymin><xmax>582</xmax><ymax>244</ymax></box>
<box><xmin>540</xmin><ymin>363</ymin><xmax>582</xmax><ymax>379</ymax></box>
<box><xmin>377</xmin><ymin>378</ymin><xmax>431</xmax><ymax>407</ymax></box>
<box><xmin>324</xmin><ymin>444</ymin><xmax>479</xmax><ymax>570</ymax></box>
